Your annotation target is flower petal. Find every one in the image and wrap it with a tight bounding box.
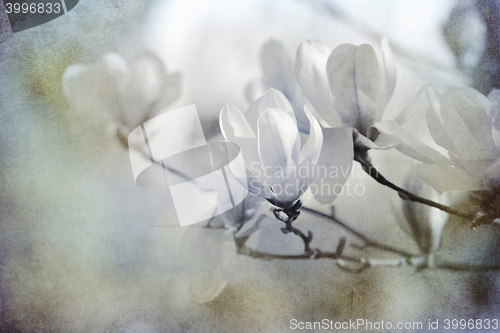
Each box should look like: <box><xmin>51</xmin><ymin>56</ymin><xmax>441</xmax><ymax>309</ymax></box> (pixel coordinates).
<box><xmin>444</xmin><ymin>87</ymin><xmax>498</xmax><ymax>159</ymax></box>
<box><xmin>219</xmin><ymin>104</ymin><xmax>267</xmax><ymax>190</ymax></box>
<box><xmin>488</xmin><ymin>88</ymin><xmax>499</xmax><ymax>149</ymax></box>
<box><xmin>381</xmin><ymin>37</ymin><xmax>396</xmax><ymax>106</ymax></box>
<box><xmin>244</xmin><ymin>80</ymin><xmax>266</xmax><ymax>103</ymax></box>
<box><xmin>270</xmin><ymin>106</ymin><xmax>325</xmax><ymax>206</ymax></box>
<box><xmin>269</xmin><ymin>170</ymin><xmax>306</xmax><ymax>208</ymax></box>
<box><xmin>438</xmin><ymin>93</ymin><xmax>487</xmax><ymax>162</ymax></box>
<box><xmin>156</xmin><ymin>71</ymin><xmax>182</xmax><ymax>112</ymax></box>
<box><xmin>353</xmin><ymin>131</ymin><xmax>381</xmax><ymax>150</ymax></box>
<box><xmin>220</xmin><ymin>103</ymin><xmax>256</xmax><ymax>140</ymax></box>
<box><xmin>257</xmin><ymin>108</ymin><xmax>300</xmax><ymax>184</ymax></box>
<box><xmin>312</xmin><ymin>127</ymin><xmax>354</xmax><ymax>204</ymax></box>
<box><xmin>61</xmin><ymin>63</ymin><xmax>91</xmax><ymax>103</ymax></box>
<box><xmin>261</xmin><ymin>40</ymin><xmax>297</xmax><ymax>100</ymax></box>
<box><xmin>393</xmin><ymin>85</ymin><xmax>430</xmax><ymax>125</ymax></box>
<box><xmin>368</xmin><ymin>120</ymin><xmax>450</xmax><ymax>164</ymax></box>
<box><xmin>62</xmin><ymin>57</ymin><xmax>125</xmax><ymax>118</ymax></box>
<box><xmin>425</xmin><ymin>88</ymin><xmax>459</xmax><ymax>154</ymax></box>
<box><xmin>400</xmin><ymin>173</ymin><xmax>448</xmax><ymax>253</ymax></box>
<box><xmin>299</xmin><ymin>106</ymin><xmax>323</xmax><ymax>165</ymax></box>
<box><xmin>416</xmin><ymin>164</ymin><xmax>479</xmax><ymax>193</ymax></box>
<box><xmin>121</xmin><ymin>52</ymin><xmax>173</xmax><ymax>127</ymax></box>
<box><xmin>295</xmin><ymin>40</ymin><xmax>340</xmax><ymax>127</ymax></box>
<box><xmin>327</xmin><ymin>43</ymin><xmax>383</xmax><ymax>135</ymax></box>
<box><xmin>245</xmin><ymin>88</ymin><xmax>296</xmax><ymax>134</ymax></box>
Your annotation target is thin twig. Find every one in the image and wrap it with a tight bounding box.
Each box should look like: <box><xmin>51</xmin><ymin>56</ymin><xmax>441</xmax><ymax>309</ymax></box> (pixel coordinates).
<box><xmin>354</xmin><ymin>155</ymin><xmax>475</xmax><ymax>220</ymax></box>
<box><xmin>282</xmin><ymin>220</ymin><xmax>313</xmax><ymax>253</ymax></box>
<box><xmin>236</xmin><ymin>243</ymin><xmax>499</xmax><ymax>271</ymax></box>
<box><xmin>301</xmin><ymin>206</ymin><xmax>414</xmax><ymax>258</ymax></box>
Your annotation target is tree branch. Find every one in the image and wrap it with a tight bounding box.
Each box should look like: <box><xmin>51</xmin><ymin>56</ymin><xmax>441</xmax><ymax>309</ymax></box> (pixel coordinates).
<box><xmin>354</xmin><ymin>155</ymin><xmax>475</xmax><ymax>220</ymax></box>
<box><xmin>301</xmin><ymin>206</ymin><xmax>414</xmax><ymax>258</ymax></box>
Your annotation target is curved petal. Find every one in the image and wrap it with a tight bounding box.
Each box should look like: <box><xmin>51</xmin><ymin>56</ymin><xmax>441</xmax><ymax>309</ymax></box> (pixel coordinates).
<box><xmin>244</xmin><ymin>79</ymin><xmax>266</xmax><ymax>103</ymax></box>
<box><xmin>257</xmin><ymin>108</ymin><xmax>300</xmax><ymax>184</ymax></box>
<box><xmin>401</xmin><ymin>173</ymin><xmax>448</xmax><ymax>253</ymax></box>
<box><xmin>488</xmin><ymin>89</ymin><xmax>499</xmax><ymax>150</ymax></box>
<box><xmin>299</xmin><ymin>106</ymin><xmax>323</xmax><ymax>165</ymax></box>
<box><xmin>261</xmin><ymin>40</ymin><xmax>297</xmax><ymax>99</ymax></box>
<box><xmin>134</xmin><ymin>52</ymin><xmax>182</xmax><ymax>112</ymax></box>
<box><xmin>353</xmin><ymin>131</ymin><xmax>381</xmax><ymax>150</ymax></box>
<box><xmin>393</xmin><ymin>85</ymin><xmax>431</xmax><ymax>125</ymax></box>
<box><xmin>438</xmin><ymin>92</ymin><xmax>486</xmax><ymax>162</ymax></box>
<box><xmin>426</xmin><ymin>88</ymin><xmax>458</xmax><ymax>154</ymax></box>
<box><xmin>220</xmin><ymin>103</ymin><xmax>256</xmax><ymax>140</ymax></box>
<box><xmin>381</xmin><ymin>37</ymin><xmax>396</xmax><ymax>107</ymax></box>
<box><xmin>219</xmin><ymin>104</ymin><xmax>268</xmax><ymax>193</ymax></box>
<box><xmin>62</xmin><ymin>60</ymin><xmax>122</xmax><ymax>116</ymax></box>
<box><xmin>294</xmin><ymin>40</ymin><xmax>340</xmax><ymax>127</ymax></box>
<box><xmin>245</xmin><ymin>88</ymin><xmax>296</xmax><ymax>134</ymax></box>
<box><xmin>61</xmin><ymin>63</ymin><xmax>90</xmax><ymax>102</ymax></box>
<box><xmin>312</xmin><ymin>127</ymin><xmax>354</xmax><ymax>204</ymax></box>
<box><xmin>121</xmin><ymin>52</ymin><xmax>172</xmax><ymax>127</ymax></box>
<box><xmin>368</xmin><ymin>120</ymin><xmax>450</xmax><ymax>164</ymax></box>
<box><xmin>416</xmin><ymin>164</ymin><xmax>479</xmax><ymax>193</ymax></box>
<box><xmin>327</xmin><ymin>43</ymin><xmax>383</xmax><ymax>135</ymax></box>
<box><xmin>444</xmin><ymin>87</ymin><xmax>498</xmax><ymax>159</ymax></box>
<box><xmin>269</xmin><ymin>170</ymin><xmax>305</xmax><ymax>207</ymax></box>
<box><xmin>243</xmin><ymin>165</ymin><xmax>275</xmax><ymax>199</ymax></box>
<box><xmin>268</xmin><ymin>105</ymin><xmax>325</xmax><ymax>207</ymax></box>
<box><xmin>156</xmin><ymin>71</ymin><xmax>182</xmax><ymax>112</ymax></box>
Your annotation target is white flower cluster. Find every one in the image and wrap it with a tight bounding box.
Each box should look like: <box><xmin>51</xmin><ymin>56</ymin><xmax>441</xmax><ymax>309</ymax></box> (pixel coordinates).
<box><xmin>62</xmin><ymin>36</ymin><xmax>499</xmax><ymax>303</ymax></box>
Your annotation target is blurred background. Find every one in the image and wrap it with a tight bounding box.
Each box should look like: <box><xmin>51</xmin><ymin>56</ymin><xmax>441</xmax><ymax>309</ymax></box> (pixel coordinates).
<box><xmin>0</xmin><ymin>0</ymin><xmax>498</xmax><ymax>332</ymax></box>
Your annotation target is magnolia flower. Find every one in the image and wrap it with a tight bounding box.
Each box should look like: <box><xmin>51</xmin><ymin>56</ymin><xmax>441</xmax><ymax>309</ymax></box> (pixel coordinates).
<box><xmin>62</xmin><ymin>51</ymin><xmax>181</xmax><ymax>146</ymax></box>
<box><xmin>220</xmin><ymin>88</ymin><xmax>353</xmax><ymax>208</ymax></box>
<box><xmin>245</xmin><ymin>39</ymin><xmax>315</xmax><ymax>134</ymax></box>
<box><xmin>393</xmin><ymin>172</ymin><xmax>449</xmax><ymax>256</ymax></box>
<box><xmin>413</xmin><ymin>87</ymin><xmax>499</xmax><ymax>193</ymax></box>
<box><xmin>295</xmin><ymin>38</ymin><xmax>397</xmax><ymax>151</ymax></box>
<box><xmin>385</xmin><ymin>87</ymin><xmax>499</xmax><ymax>225</ymax></box>
<box><xmin>295</xmin><ymin>39</ymin><xmax>454</xmax><ymax>164</ymax></box>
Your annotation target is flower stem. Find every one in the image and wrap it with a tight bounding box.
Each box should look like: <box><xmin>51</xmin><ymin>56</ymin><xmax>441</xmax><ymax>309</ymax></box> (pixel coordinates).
<box><xmin>236</xmin><ymin>244</ymin><xmax>499</xmax><ymax>271</ymax></box>
<box><xmin>354</xmin><ymin>155</ymin><xmax>475</xmax><ymax>220</ymax></box>
<box><xmin>301</xmin><ymin>207</ymin><xmax>414</xmax><ymax>258</ymax></box>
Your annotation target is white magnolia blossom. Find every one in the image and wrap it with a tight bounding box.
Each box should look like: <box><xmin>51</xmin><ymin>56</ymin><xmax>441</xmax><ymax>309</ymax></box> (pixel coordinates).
<box><xmin>411</xmin><ymin>87</ymin><xmax>499</xmax><ymax>194</ymax></box>
<box><xmin>245</xmin><ymin>39</ymin><xmax>314</xmax><ymax>134</ymax></box>
<box><xmin>62</xmin><ymin>51</ymin><xmax>181</xmax><ymax>143</ymax></box>
<box><xmin>294</xmin><ymin>38</ymin><xmax>399</xmax><ymax>150</ymax></box>
<box><xmin>394</xmin><ymin>173</ymin><xmax>449</xmax><ymax>255</ymax></box>
<box><xmin>220</xmin><ymin>88</ymin><xmax>353</xmax><ymax>208</ymax></box>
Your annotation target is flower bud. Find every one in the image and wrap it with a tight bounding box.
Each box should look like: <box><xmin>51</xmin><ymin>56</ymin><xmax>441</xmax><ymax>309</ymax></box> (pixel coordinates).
<box><xmin>396</xmin><ymin>173</ymin><xmax>449</xmax><ymax>254</ymax></box>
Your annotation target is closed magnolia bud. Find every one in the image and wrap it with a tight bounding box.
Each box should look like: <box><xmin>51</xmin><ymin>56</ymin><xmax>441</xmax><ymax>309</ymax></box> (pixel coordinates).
<box><xmin>396</xmin><ymin>173</ymin><xmax>449</xmax><ymax>254</ymax></box>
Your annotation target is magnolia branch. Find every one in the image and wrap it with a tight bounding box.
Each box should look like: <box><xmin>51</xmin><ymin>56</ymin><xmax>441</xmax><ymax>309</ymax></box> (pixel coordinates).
<box><xmin>234</xmin><ymin>206</ymin><xmax>498</xmax><ymax>272</ymax></box>
<box><xmin>235</xmin><ymin>243</ymin><xmax>499</xmax><ymax>272</ymax></box>
<box><xmin>354</xmin><ymin>155</ymin><xmax>476</xmax><ymax>220</ymax></box>
<box><xmin>301</xmin><ymin>207</ymin><xmax>413</xmax><ymax>257</ymax></box>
